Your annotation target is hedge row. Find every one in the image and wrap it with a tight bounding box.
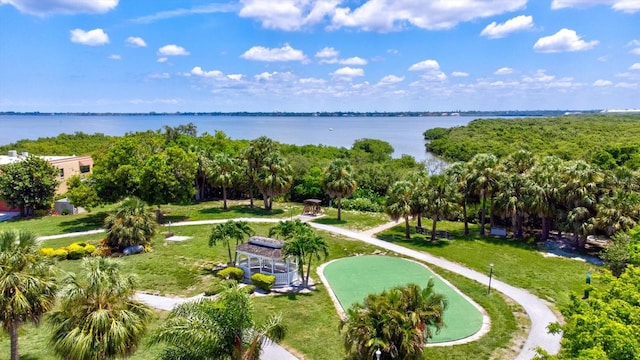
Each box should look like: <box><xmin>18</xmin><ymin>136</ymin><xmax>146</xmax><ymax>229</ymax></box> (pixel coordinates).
<box><xmin>40</xmin><ymin>242</ymin><xmax>96</xmax><ymax>260</ymax></box>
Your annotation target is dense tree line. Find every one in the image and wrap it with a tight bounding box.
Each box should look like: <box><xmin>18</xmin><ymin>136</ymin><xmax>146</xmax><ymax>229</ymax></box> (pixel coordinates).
<box><xmin>0</xmin><ymin>132</ymin><xmax>115</xmax><ymax>157</ymax></box>
<box><xmin>424</xmin><ymin>114</ymin><xmax>640</xmax><ymax>168</ymax></box>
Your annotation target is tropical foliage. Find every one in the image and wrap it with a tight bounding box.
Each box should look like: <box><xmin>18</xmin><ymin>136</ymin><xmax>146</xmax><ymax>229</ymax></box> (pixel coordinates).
<box><xmin>270</xmin><ymin>220</ymin><xmax>329</xmax><ymax>287</ymax></box>
<box><xmin>541</xmin><ymin>266</ymin><xmax>640</xmax><ymax>360</ymax></box>
<box><xmin>0</xmin><ymin>230</ymin><xmax>57</xmax><ymax>360</ymax></box>
<box><xmin>150</xmin><ymin>285</ymin><xmax>285</xmax><ymax>360</ymax></box>
<box><xmin>340</xmin><ymin>279</ymin><xmax>447</xmax><ymax>360</ymax></box>
<box><xmin>104</xmin><ymin>197</ymin><xmax>157</xmax><ymax>251</ymax></box>
<box><xmin>209</xmin><ymin>220</ymin><xmax>254</xmax><ymax>266</ymax></box>
<box><xmin>321</xmin><ymin>158</ymin><xmax>357</xmax><ymax>221</ymax></box>
<box><xmin>0</xmin><ymin>155</ymin><xmax>59</xmax><ymax>216</ymax></box>
<box><xmin>48</xmin><ymin>257</ymin><xmax>153</xmax><ymax>360</ymax></box>
<box><xmin>425</xmin><ymin>114</ymin><xmax>640</xmax><ymax>167</ymax></box>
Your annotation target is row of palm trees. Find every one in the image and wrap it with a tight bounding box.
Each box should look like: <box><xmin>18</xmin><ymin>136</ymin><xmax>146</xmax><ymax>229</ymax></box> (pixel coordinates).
<box><xmin>193</xmin><ymin>136</ymin><xmax>358</xmax><ymax>216</ymax></box>
<box><xmin>384</xmin><ymin>150</ymin><xmax>640</xmax><ymax>245</ymax></box>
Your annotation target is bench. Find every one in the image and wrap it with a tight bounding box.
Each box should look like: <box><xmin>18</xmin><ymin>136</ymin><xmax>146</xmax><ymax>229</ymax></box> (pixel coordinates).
<box><xmin>490</xmin><ymin>227</ymin><xmax>507</xmax><ymax>237</ymax></box>
<box><xmin>416</xmin><ymin>226</ymin><xmax>452</xmax><ymax>239</ymax></box>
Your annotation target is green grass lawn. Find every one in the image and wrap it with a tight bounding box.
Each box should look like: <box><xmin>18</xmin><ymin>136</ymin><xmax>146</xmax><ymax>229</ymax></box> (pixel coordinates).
<box><xmin>0</xmin><ymin>205</ymin><xmax>603</xmax><ymax>359</ymax></box>
<box><xmin>311</xmin><ymin>207</ymin><xmax>390</xmax><ymax>231</ymax></box>
<box><xmin>377</xmin><ymin>219</ymin><xmax>596</xmax><ymax>305</ymax></box>
<box><xmin>323</xmin><ymin>255</ymin><xmax>484</xmax><ymax>343</ymax></box>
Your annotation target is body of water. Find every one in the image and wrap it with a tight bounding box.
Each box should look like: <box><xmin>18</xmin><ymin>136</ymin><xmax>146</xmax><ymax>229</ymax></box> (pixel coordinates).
<box><xmin>0</xmin><ymin>115</ymin><xmax>481</xmax><ymax>161</ymax></box>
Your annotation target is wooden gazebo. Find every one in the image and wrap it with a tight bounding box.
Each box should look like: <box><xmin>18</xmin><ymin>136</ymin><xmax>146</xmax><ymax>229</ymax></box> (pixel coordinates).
<box><xmin>303</xmin><ymin>199</ymin><xmax>323</xmax><ymax>216</ymax></box>
<box><xmin>235</xmin><ymin>236</ymin><xmax>299</xmax><ymax>288</ymax></box>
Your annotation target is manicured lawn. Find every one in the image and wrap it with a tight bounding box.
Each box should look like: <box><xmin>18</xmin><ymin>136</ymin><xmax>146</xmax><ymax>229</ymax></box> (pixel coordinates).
<box><xmin>0</xmin><ymin>207</ymin><xmax>602</xmax><ymax>359</ymax></box>
<box><xmin>377</xmin><ymin>219</ymin><xmax>597</xmax><ymax>305</ymax></box>
<box><xmin>322</xmin><ymin>255</ymin><xmax>484</xmax><ymax>343</ymax></box>
<box><xmin>0</xmin><ymin>200</ymin><xmax>300</xmax><ymax>236</ymax></box>
<box><xmin>311</xmin><ymin>207</ymin><xmax>390</xmax><ymax>231</ymax></box>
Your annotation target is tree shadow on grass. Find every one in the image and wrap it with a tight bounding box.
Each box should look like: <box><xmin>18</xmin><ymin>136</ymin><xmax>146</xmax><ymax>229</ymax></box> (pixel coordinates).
<box><xmin>19</xmin><ymin>355</ymin><xmax>40</xmax><ymax>360</ymax></box>
<box><xmin>57</xmin><ymin>212</ymin><xmax>109</xmax><ymax>233</ymax></box>
<box><xmin>377</xmin><ymin>232</ymin><xmax>452</xmax><ymax>249</ymax></box>
<box><xmin>378</xmin><ymin>224</ymin><xmax>539</xmax><ymax>253</ymax></box>
<box><xmin>312</xmin><ymin>217</ymin><xmax>345</xmax><ymax>226</ymax></box>
<box><xmin>198</xmin><ymin>205</ymin><xmax>284</xmax><ymax>217</ymax></box>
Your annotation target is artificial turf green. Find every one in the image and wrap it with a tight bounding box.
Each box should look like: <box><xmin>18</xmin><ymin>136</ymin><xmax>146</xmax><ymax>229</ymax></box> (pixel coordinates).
<box><xmin>322</xmin><ymin>255</ymin><xmax>484</xmax><ymax>343</ymax></box>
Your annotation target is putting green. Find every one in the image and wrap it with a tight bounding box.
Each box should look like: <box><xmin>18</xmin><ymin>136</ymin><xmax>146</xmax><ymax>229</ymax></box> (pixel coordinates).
<box><xmin>322</xmin><ymin>255</ymin><xmax>484</xmax><ymax>343</ymax></box>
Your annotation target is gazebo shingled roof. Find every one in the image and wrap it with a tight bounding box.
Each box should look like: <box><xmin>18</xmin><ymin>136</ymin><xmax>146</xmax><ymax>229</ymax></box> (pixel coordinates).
<box><xmin>235</xmin><ymin>236</ymin><xmax>285</xmax><ymax>259</ymax></box>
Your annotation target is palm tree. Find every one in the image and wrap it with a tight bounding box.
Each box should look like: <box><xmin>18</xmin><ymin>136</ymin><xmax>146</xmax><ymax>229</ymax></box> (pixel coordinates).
<box><xmin>423</xmin><ymin>175</ymin><xmax>460</xmax><ymax>241</ymax></box>
<box><xmin>282</xmin><ymin>228</ymin><xmax>329</xmax><ymax>287</ymax></box>
<box><xmin>191</xmin><ymin>146</ymin><xmax>211</xmax><ymax>202</ymax></box>
<box><xmin>527</xmin><ymin>156</ymin><xmax>563</xmax><ymax>241</ymax></box>
<box><xmin>48</xmin><ymin>257</ymin><xmax>153</xmax><ymax>360</ymax></box>
<box><xmin>444</xmin><ymin>162</ymin><xmax>475</xmax><ymax>235</ymax></box>
<box><xmin>321</xmin><ymin>159</ymin><xmax>357</xmax><ymax>221</ymax></box>
<box><xmin>0</xmin><ymin>230</ymin><xmax>58</xmax><ymax>360</ymax></box>
<box><xmin>104</xmin><ymin>197</ymin><xmax>156</xmax><ymax>251</ymax></box>
<box><xmin>255</xmin><ymin>152</ymin><xmax>293</xmax><ymax>211</ymax></box>
<box><xmin>268</xmin><ymin>219</ymin><xmax>308</xmax><ymax>240</ymax></box>
<box><xmin>385</xmin><ymin>180</ymin><xmax>414</xmax><ymax>239</ymax></box>
<box><xmin>150</xmin><ymin>285</ymin><xmax>285</xmax><ymax>360</ymax></box>
<box><xmin>209</xmin><ymin>152</ymin><xmax>239</xmax><ymax>210</ymax></box>
<box><xmin>467</xmin><ymin>154</ymin><xmax>499</xmax><ymax>236</ymax></box>
<box><xmin>244</xmin><ymin>136</ymin><xmax>276</xmax><ymax>209</ymax></box>
<box><xmin>408</xmin><ymin>171</ymin><xmax>429</xmax><ymax>228</ymax></box>
<box><xmin>340</xmin><ymin>279</ymin><xmax>447</xmax><ymax>360</ymax></box>
<box><xmin>560</xmin><ymin>160</ymin><xmax>603</xmax><ymax>248</ymax></box>
<box><xmin>209</xmin><ymin>220</ymin><xmax>254</xmax><ymax>266</ymax></box>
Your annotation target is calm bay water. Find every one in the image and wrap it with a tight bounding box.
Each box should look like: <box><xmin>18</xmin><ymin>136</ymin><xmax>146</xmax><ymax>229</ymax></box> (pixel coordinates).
<box><xmin>0</xmin><ymin>115</ymin><xmax>480</xmax><ymax>161</ymax></box>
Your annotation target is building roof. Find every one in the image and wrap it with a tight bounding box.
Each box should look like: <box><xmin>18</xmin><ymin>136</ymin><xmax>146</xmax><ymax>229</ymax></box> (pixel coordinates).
<box><xmin>235</xmin><ymin>236</ymin><xmax>286</xmax><ymax>259</ymax></box>
<box><xmin>0</xmin><ymin>151</ymin><xmax>91</xmax><ymax>166</ymax></box>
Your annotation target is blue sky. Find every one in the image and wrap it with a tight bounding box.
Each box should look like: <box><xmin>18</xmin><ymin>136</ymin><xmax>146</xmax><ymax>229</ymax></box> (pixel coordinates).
<box><xmin>0</xmin><ymin>0</ymin><xmax>639</xmax><ymax>112</ymax></box>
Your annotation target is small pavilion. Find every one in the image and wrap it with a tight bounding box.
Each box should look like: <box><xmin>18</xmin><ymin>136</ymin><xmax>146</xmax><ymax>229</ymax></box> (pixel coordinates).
<box><xmin>303</xmin><ymin>199</ymin><xmax>323</xmax><ymax>216</ymax></box>
<box><xmin>235</xmin><ymin>236</ymin><xmax>299</xmax><ymax>288</ymax></box>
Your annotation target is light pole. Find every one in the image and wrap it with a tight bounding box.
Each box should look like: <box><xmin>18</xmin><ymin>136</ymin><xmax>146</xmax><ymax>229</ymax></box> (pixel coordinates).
<box><xmin>375</xmin><ymin>348</ymin><xmax>381</xmax><ymax>360</ymax></box>
<box><xmin>488</xmin><ymin>263</ymin><xmax>494</xmax><ymax>294</ymax></box>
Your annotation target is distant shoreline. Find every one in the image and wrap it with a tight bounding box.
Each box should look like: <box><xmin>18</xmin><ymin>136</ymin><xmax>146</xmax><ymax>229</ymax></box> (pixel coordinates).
<box><xmin>0</xmin><ymin>110</ymin><xmax>603</xmax><ymax>117</ymax></box>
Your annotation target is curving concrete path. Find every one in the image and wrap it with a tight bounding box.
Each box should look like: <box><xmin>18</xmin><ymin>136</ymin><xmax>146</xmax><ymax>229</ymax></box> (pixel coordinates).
<box><xmin>309</xmin><ymin>221</ymin><xmax>562</xmax><ymax>360</ymax></box>
<box><xmin>37</xmin><ymin>216</ymin><xmax>561</xmax><ymax>359</ymax></box>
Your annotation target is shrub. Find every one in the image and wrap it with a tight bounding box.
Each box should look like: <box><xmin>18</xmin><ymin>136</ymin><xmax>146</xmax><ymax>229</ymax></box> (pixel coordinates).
<box><xmin>341</xmin><ymin>197</ymin><xmax>382</xmax><ymax>212</ymax></box>
<box><xmin>66</xmin><ymin>243</ymin><xmax>86</xmax><ymax>260</ymax></box>
<box><xmin>53</xmin><ymin>248</ymin><xmax>68</xmax><ymax>260</ymax></box>
<box><xmin>216</xmin><ymin>267</ymin><xmax>244</xmax><ymax>281</ymax></box>
<box><xmin>61</xmin><ymin>209</ymin><xmax>70</xmax><ymax>215</ymax></box>
<box><xmin>40</xmin><ymin>247</ymin><xmax>56</xmax><ymax>257</ymax></box>
<box><xmin>92</xmin><ymin>246</ymin><xmax>111</xmax><ymax>257</ymax></box>
<box><xmin>251</xmin><ymin>273</ymin><xmax>276</xmax><ymax>291</ymax></box>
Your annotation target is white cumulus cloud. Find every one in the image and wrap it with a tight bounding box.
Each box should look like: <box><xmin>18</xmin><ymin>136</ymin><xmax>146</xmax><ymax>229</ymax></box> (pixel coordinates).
<box><xmin>377</xmin><ymin>75</ymin><xmax>404</xmax><ymax>85</ymax></box>
<box><xmin>534</xmin><ymin>28</ymin><xmax>598</xmax><ymax>53</ymax></box>
<box><xmin>239</xmin><ymin>0</ymin><xmax>339</xmax><ymax>31</ymax></box>
<box><xmin>315</xmin><ymin>47</ymin><xmax>339</xmax><ymax>58</ymax></box>
<box><xmin>126</xmin><ymin>36</ymin><xmax>147</xmax><ymax>47</ymax></box>
<box><xmin>70</xmin><ymin>28</ymin><xmax>109</xmax><ymax>46</ymax></box>
<box><xmin>241</xmin><ymin>44</ymin><xmax>307</xmax><ymax>62</ymax></box>
<box><xmin>157</xmin><ymin>57</ymin><xmax>168</xmax><ymax>63</ymax></box>
<box><xmin>628</xmin><ymin>40</ymin><xmax>640</xmax><ymax>55</ymax></box>
<box><xmin>494</xmin><ymin>67</ymin><xmax>514</xmax><ymax>75</ymax></box>
<box><xmin>409</xmin><ymin>59</ymin><xmax>440</xmax><ymax>71</ymax></box>
<box><xmin>480</xmin><ymin>15</ymin><xmax>534</xmax><ymax>39</ymax></box>
<box><xmin>451</xmin><ymin>71</ymin><xmax>469</xmax><ymax>77</ymax></box>
<box><xmin>158</xmin><ymin>44</ymin><xmax>189</xmax><ymax>56</ymax></box>
<box><xmin>332</xmin><ymin>66</ymin><xmax>364</xmax><ymax>78</ymax></box>
<box><xmin>593</xmin><ymin>79</ymin><xmax>613</xmax><ymax>86</ymax></box>
<box><xmin>191</xmin><ymin>66</ymin><xmax>224</xmax><ymax>78</ymax></box>
<box><xmin>551</xmin><ymin>0</ymin><xmax>640</xmax><ymax>13</ymax></box>
<box><xmin>331</xmin><ymin>0</ymin><xmax>527</xmax><ymax>32</ymax></box>
<box><xmin>0</xmin><ymin>0</ymin><xmax>118</xmax><ymax>16</ymax></box>
<box><xmin>630</xmin><ymin>63</ymin><xmax>640</xmax><ymax>70</ymax></box>
<box><xmin>108</xmin><ymin>54</ymin><xmax>121</xmax><ymax>60</ymax></box>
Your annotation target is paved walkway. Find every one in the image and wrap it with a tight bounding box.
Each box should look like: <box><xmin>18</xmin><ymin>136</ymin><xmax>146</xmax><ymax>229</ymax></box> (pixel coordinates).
<box><xmin>37</xmin><ymin>216</ymin><xmax>561</xmax><ymax>359</ymax></box>
<box><xmin>309</xmin><ymin>222</ymin><xmax>561</xmax><ymax>359</ymax></box>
